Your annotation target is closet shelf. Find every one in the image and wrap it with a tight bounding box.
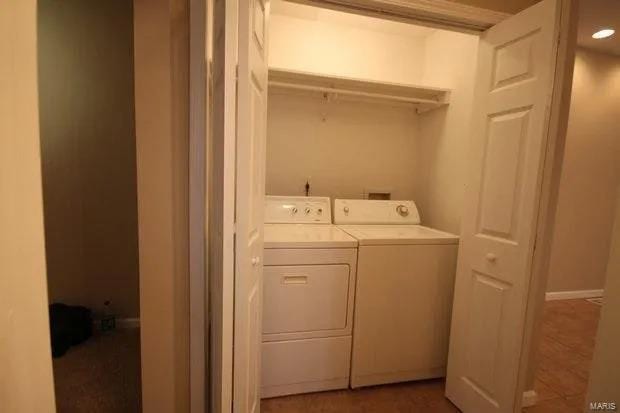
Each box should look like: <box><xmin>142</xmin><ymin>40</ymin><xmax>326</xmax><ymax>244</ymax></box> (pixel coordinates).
<box><xmin>268</xmin><ymin>68</ymin><xmax>450</xmax><ymax>113</ymax></box>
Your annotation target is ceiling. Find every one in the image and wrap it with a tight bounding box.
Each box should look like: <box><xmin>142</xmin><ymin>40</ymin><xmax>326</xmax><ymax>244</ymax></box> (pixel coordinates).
<box><xmin>578</xmin><ymin>0</ymin><xmax>620</xmax><ymax>56</ymax></box>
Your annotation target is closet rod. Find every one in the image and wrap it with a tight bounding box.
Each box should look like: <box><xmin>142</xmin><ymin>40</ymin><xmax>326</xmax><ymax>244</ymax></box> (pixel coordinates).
<box><xmin>268</xmin><ymin>81</ymin><xmax>442</xmax><ymax>106</ymax></box>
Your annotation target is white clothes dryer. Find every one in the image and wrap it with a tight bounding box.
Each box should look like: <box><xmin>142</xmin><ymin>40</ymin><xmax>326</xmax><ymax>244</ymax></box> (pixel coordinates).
<box><xmin>261</xmin><ymin>196</ymin><xmax>357</xmax><ymax>398</ymax></box>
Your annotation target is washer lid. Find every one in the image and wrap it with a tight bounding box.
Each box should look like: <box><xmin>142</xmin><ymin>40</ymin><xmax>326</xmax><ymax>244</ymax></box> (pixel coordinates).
<box><xmin>338</xmin><ymin>225</ymin><xmax>459</xmax><ymax>245</ymax></box>
<box><xmin>264</xmin><ymin>224</ymin><xmax>358</xmax><ymax>249</ymax></box>
<box><xmin>333</xmin><ymin>199</ymin><xmax>421</xmax><ymax>225</ymax></box>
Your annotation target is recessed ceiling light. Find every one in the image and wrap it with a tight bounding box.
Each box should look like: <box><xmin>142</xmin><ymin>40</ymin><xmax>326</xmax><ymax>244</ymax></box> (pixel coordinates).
<box><xmin>592</xmin><ymin>29</ymin><xmax>615</xmax><ymax>39</ymax></box>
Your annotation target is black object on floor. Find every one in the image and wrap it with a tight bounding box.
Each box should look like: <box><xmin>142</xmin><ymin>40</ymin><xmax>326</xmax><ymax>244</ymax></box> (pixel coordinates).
<box><xmin>49</xmin><ymin>303</ymin><xmax>93</xmax><ymax>358</ymax></box>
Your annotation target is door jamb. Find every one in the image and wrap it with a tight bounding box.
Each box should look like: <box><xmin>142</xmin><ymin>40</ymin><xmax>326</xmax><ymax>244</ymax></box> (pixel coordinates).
<box><xmin>189</xmin><ymin>0</ymin><xmax>208</xmax><ymax>412</ymax></box>
<box><xmin>514</xmin><ymin>0</ymin><xmax>578</xmax><ymax>410</ymax></box>
<box><xmin>209</xmin><ymin>0</ymin><xmax>238</xmax><ymax>410</ymax></box>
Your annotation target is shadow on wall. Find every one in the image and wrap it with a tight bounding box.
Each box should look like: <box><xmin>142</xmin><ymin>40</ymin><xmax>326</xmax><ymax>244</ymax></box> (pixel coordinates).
<box><xmin>37</xmin><ymin>0</ymin><xmax>140</xmax><ymax>319</ymax></box>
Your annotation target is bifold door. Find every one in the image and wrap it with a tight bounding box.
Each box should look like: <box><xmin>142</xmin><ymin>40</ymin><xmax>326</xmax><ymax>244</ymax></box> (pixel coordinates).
<box><xmin>233</xmin><ymin>0</ymin><xmax>270</xmax><ymax>411</ymax></box>
<box><xmin>445</xmin><ymin>0</ymin><xmax>574</xmax><ymax>412</ymax></box>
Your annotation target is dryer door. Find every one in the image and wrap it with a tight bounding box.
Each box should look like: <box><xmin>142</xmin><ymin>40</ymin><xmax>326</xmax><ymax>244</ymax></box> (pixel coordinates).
<box><xmin>263</xmin><ymin>264</ymin><xmax>351</xmax><ymax>340</ymax></box>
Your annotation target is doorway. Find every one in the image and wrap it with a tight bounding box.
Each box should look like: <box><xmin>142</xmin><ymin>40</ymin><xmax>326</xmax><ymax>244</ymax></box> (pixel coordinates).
<box><xmin>210</xmin><ymin>0</ymin><xmax>577</xmax><ymax>412</ymax></box>
<box><xmin>37</xmin><ymin>1</ymin><xmax>141</xmax><ymax>411</ymax></box>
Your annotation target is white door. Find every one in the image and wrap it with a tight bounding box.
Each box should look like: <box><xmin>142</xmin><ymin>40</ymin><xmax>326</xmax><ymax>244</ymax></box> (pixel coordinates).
<box><xmin>445</xmin><ymin>0</ymin><xmax>573</xmax><ymax>412</ymax></box>
<box><xmin>234</xmin><ymin>0</ymin><xmax>269</xmax><ymax>410</ymax></box>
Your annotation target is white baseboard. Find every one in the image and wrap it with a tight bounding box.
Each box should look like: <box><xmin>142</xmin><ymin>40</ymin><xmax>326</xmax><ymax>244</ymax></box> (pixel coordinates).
<box><xmin>545</xmin><ymin>289</ymin><xmax>604</xmax><ymax>301</ymax></box>
<box><xmin>117</xmin><ymin>318</ymin><xmax>140</xmax><ymax>329</ymax></box>
<box><xmin>522</xmin><ymin>390</ymin><xmax>538</xmax><ymax>407</ymax></box>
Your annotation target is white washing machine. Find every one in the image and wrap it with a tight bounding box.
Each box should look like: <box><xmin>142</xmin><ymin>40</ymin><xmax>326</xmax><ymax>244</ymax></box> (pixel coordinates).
<box><xmin>261</xmin><ymin>196</ymin><xmax>358</xmax><ymax>398</ymax></box>
<box><xmin>333</xmin><ymin>199</ymin><xmax>459</xmax><ymax>388</ymax></box>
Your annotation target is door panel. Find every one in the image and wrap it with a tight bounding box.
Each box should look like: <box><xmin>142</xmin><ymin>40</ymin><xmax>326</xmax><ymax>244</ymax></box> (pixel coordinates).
<box><xmin>492</xmin><ymin>32</ymin><xmax>538</xmax><ymax>89</ymax></box>
<box><xmin>445</xmin><ymin>1</ymin><xmax>571</xmax><ymax>412</ymax></box>
<box><xmin>479</xmin><ymin>109</ymin><xmax>530</xmax><ymax>240</ymax></box>
<box><xmin>234</xmin><ymin>0</ymin><xmax>269</xmax><ymax>410</ymax></box>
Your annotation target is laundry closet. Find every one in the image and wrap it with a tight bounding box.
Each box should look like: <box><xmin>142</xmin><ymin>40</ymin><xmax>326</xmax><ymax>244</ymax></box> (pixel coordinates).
<box><xmin>260</xmin><ymin>0</ymin><xmax>480</xmax><ymax>399</ymax></box>
<box><xmin>222</xmin><ymin>0</ymin><xmax>569</xmax><ymax>410</ymax></box>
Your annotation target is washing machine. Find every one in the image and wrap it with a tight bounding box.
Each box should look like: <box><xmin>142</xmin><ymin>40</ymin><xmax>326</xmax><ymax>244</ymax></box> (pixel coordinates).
<box><xmin>261</xmin><ymin>196</ymin><xmax>358</xmax><ymax>398</ymax></box>
<box><xmin>333</xmin><ymin>199</ymin><xmax>459</xmax><ymax>388</ymax></box>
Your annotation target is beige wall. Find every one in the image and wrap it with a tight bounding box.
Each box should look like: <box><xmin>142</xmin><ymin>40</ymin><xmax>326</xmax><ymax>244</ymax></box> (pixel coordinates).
<box><xmin>38</xmin><ymin>0</ymin><xmax>140</xmax><ymax>318</ymax></box>
<box><xmin>267</xmin><ymin>4</ymin><xmax>425</xmax><ymax>200</ymax></box>
<box><xmin>546</xmin><ymin>48</ymin><xmax>620</xmax><ymax>293</ymax></box>
<box><xmin>267</xmin><ymin>94</ymin><xmax>419</xmax><ymax>200</ymax></box>
<box><xmin>0</xmin><ymin>1</ymin><xmax>56</xmax><ymax>411</ymax></box>
<box><xmin>586</xmin><ymin>188</ymin><xmax>620</xmax><ymax>410</ymax></box>
<box><xmin>134</xmin><ymin>0</ymin><xmax>190</xmax><ymax>411</ymax></box>
<box><xmin>269</xmin><ymin>3</ymin><xmax>427</xmax><ymax>84</ymax></box>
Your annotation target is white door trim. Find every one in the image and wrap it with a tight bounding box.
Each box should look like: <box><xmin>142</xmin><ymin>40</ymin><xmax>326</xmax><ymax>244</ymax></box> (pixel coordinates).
<box><xmin>210</xmin><ymin>0</ymin><xmax>238</xmax><ymax>410</ymax></box>
<box><xmin>1</xmin><ymin>1</ymin><xmax>56</xmax><ymax>409</ymax></box>
<box><xmin>286</xmin><ymin>0</ymin><xmax>510</xmax><ymax>32</ymax></box>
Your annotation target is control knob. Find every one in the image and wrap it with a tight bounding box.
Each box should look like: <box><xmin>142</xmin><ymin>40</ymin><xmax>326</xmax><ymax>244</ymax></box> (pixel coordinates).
<box><xmin>396</xmin><ymin>204</ymin><xmax>409</xmax><ymax>217</ymax></box>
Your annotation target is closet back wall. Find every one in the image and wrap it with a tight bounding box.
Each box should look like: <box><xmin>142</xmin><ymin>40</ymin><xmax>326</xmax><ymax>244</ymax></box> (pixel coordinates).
<box><xmin>269</xmin><ymin>0</ymin><xmax>428</xmax><ymax>85</ymax></box>
<box><xmin>266</xmin><ymin>0</ymin><xmax>432</xmax><ymax>200</ymax></box>
<box><xmin>266</xmin><ymin>93</ymin><xmax>418</xmax><ymax>199</ymax></box>
<box><xmin>38</xmin><ymin>0</ymin><xmax>139</xmax><ymax>318</ymax></box>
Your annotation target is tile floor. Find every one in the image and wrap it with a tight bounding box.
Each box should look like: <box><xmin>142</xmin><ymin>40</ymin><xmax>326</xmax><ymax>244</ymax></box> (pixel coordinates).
<box><xmin>523</xmin><ymin>298</ymin><xmax>600</xmax><ymax>413</ymax></box>
<box><xmin>261</xmin><ymin>299</ymin><xmax>601</xmax><ymax>413</ymax></box>
<box><xmin>262</xmin><ymin>379</ymin><xmax>458</xmax><ymax>413</ymax></box>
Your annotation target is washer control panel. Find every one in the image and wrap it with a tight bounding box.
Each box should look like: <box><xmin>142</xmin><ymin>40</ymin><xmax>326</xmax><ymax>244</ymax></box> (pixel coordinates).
<box><xmin>264</xmin><ymin>196</ymin><xmax>331</xmax><ymax>224</ymax></box>
<box><xmin>333</xmin><ymin>199</ymin><xmax>421</xmax><ymax>225</ymax></box>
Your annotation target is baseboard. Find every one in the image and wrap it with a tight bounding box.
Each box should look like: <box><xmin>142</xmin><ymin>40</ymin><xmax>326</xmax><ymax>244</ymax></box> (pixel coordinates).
<box><xmin>545</xmin><ymin>289</ymin><xmax>604</xmax><ymax>301</ymax></box>
<box><xmin>522</xmin><ymin>390</ymin><xmax>538</xmax><ymax>407</ymax></box>
<box><xmin>117</xmin><ymin>318</ymin><xmax>140</xmax><ymax>329</ymax></box>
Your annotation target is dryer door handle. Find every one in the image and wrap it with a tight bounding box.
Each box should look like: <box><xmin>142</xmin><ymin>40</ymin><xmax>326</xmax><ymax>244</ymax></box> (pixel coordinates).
<box><xmin>282</xmin><ymin>275</ymin><xmax>308</xmax><ymax>285</ymax></box>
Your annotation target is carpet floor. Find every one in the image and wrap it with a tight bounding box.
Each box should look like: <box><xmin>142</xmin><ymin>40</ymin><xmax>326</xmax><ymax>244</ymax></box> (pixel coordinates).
<box><xmin>52</xmin><ymin>328</ymin><xmax>141</xmax><ymax>413</ymax></box>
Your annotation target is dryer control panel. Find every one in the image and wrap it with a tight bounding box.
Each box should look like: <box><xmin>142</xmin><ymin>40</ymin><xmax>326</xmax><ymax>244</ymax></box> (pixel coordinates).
<box><xmin>333</xmin><ymin>199</ymin><xmax>421</xmax><ymax>225</ymax></box>
<box><xmin>264</xmin><ymin>196</ymin><xmax>332</xmax><ymax>224</ymax></box>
